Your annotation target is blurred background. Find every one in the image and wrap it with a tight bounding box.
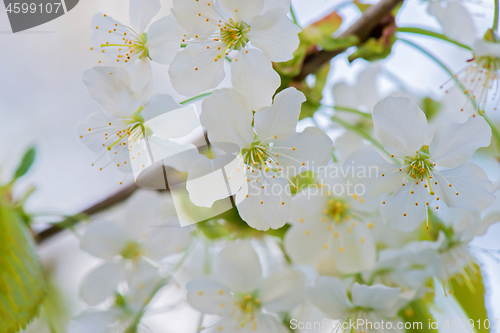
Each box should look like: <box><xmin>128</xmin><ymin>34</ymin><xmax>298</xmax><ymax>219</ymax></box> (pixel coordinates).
<box><xmin>1</xmin><ymin>0</ymin><xmax>499</xmax><ymax>331</ymax></box>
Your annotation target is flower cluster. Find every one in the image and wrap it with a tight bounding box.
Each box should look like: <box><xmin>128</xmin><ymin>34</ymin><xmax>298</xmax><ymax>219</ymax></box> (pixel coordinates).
<box><xmin>72</xmin><ymin>0</ymin><xmax>500</xmax><ymax>332</ymax></box>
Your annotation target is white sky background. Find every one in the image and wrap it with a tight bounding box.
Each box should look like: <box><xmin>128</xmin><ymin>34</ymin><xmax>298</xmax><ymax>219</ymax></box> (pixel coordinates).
<box><xmin>1</xmin><ymin>0</ymin><xmax>500</xmax><ymax>331</ymax></box>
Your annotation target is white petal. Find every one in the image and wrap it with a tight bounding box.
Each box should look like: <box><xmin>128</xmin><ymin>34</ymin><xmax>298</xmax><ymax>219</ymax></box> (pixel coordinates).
<box><xmin>131</xmin><ymin>57</ymin><xmax>153</xmax><ymax>93</ymax></box>
<box><xmin>247</xmin><ymin>8</ymin><xmax>301</xmax><ymax>62</ymax></box>
<box><xmin>215</xmin><ymin>242</ymin><xmax>262</xmax><ymax>293</ymax></box>
<box><xmin>289</xmin><ymin>188</ymin><xmax>325</xmax><ymax>225</ymax></box>
<box><xmin>121</xmin><ymin>189</ymin><xmax>161</xmax><ymax>235</ymax></box>
<box><xmin>262</xmin><ymin>0</ymin><xmax>290</xmax><ymax>14</ymax></box>
<box><xmin>430</xmin><ymin>116</ymin><xmax>491</xmax><ymax>168</ymax></box>
<box><xmin>187</xmin><ymin>154</ymin><xmax>246</xmax><ymax>207</ymax></box>
<box><xmin>259</xmin><ymin>269</ymin><xmax>305</xmax><ymax>312</ymax></box>
<box><xmin>129</xmin><ymin>0</ymin><xmax>161</xmax><ymax>33</ymax></box>
<box><xmin>169</xmin><ymin>42</ymin><xmax>226</xmax><ymax>96</ymax></box>
<box><xmin>141</xmin><ymin>93</ymin><xmax>180</xmax><ymax>121</ymax></box>
<box><xmin>80</xmin><ymin>220</ymin><xmax>128</xmax><ymax>260</ymax></box>
<box><xmin>351</xmin><ymin>283</ymin><xmax>401</xmax><ymax>312</ymax></box>
<box><xmin>284</xmin><ymin>222</ymin><xmax>330</xmax><ymax>264</ymax></box>
<box><xmin>144</xmin><ymin>103</ymin><xmax>200</xmax><ymax>139</ymax></box>
<box><xmin>149</xmin><ymin>140</ymin><xmax>204</xmax><ymax>172</ymax></box>
<box><xmin>271</xmin><ymin>127</ymin><xmax>333</xmax><ymax>177</ymax></box>
<box><xmin>427</xmin><ymin>1</ymin><xmax>476</xmax><ymax>47</ymax></box>
<box><xmin>473</xmin><ymin>39</ymin><xmax>500</xmax><ymax>58</ymax></box>
<box><xmin>343</xmin><ymin>147</ymin><xmax>403</xmax><ymax>196</ymax></box>
<box><xmin>231</xmin><ymin>48</ymin><xmax>280</xmax><ymax>109</ymax></box>
<box><xmin>254</xmin><ymin>314</ymin><xmax>290</xmax><ymax>333</ymax></box>
<box><xmin>142</xmin><ymin>226</ymin><xmax>192</xmax><ymax>261</ymax></box>
<box><xmin>147</xmin><ymin>15</ymin><xmax>183</xmax><ymax>64</ymax></box>
<box><xmin>201</xmin><ymin>89</ymin><xmax>254</xmax><ymax>148</ymax></box>
<box><xmin>171</xmin><ymin>0</ymin><xmax>218</xmax><ymax>35</ymax></box>
<box><xmin>335</xmin><ymin>131</ymin><xmax>366</xmax><ymax>163</ymax></box>
<box><xmin>433</xmin><ymin>163</ymin><xmax>495</xmax><ymax>211</ymax></box>
<box><xmin>79</xmin><ymin>262</ymin><xmax>125</xmax><ymax>306</ymax></box>
<box><xmin>186</xmin><ymin>277</ymin><xmax>233</xmax><ymax>315</ymax></box>
<box><xmin>380</xmin><ymin>182</ymin><xmax>428</xmax><ymax>231</ymax></box>
<box><xmin>236</xmin><ymin>170</ymin><xmax>291</xmax><ymax>230</ymax></box>
<box><xmin>218</xmin><ymin>0</ymin><xmax>264</xmax><ymax>22</ymax></box>
<box><xmin>331</xmin><ymin>223</ymin><xmax>376</xmax><ymax>274</ymax></box>
<box><xmin>68</xmin><ymin>310</ymin><xmax>121</xmax><ymax>333</ymax></box>
<box><xmin>254</xmin><ymin>87</ymin><xmax>305</xmax><ymax>143</ymax></box>
<box><xmin>83</xmin><ymin>66</ymin><xmax>140</xmax><ymax>118</ymax></box>
<box><xmin>373</xmin><ymin>97</ymin><xmax>428</xmax><ymax>157</ymax></box>
<box><xmin>476</xmin><ymin>211</ymin><xmax>500</xmax><ymax>237</ymax></box>
<box><xmin>309</xmin><ymin>277</ymin><xmax>351</xmax><ymax>319</ymax></box>
<box><xmin>77</xmin><ymin>112</ymin><xmax>117</xmax><ymax>153</ymax></box>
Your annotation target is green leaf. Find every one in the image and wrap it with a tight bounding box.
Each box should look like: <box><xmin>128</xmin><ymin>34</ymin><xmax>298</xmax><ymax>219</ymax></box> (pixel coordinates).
<box><xmin>14</xmin><ymin>147</ymin><xmax>36</xmax><ymax>180</ymax></box>
<box><xmin>301</xmin><ymin>12</ymin><xmax>343</xmax><ymax>46</ymax></box>
<box><xmin>400</xmin><ymin>298</ymin><xmax>438</xmax><ymax>333</ymax></box>
<box><xmin>451</xmin><ymin>264</ymin><xmax>489</xmax><ymax>333</ymax></box>
<box><xmin>0</xmin><ymin>204</ymin><xmax>45</xmax><ymax>332</ymax></box>
<box><xmin>299</xmin><ymin>63</ymin><xmax>331</xmax><ymax>120</ymax></box>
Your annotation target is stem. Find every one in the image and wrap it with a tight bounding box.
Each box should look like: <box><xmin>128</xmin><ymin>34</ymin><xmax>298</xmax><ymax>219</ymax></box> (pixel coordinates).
<box><xmin>397</xmin><ymin>27</ymin><xmax>472</xmax><ymax>51</ymax></box>
<box><xmin>331</xmin><ymin>115</ymin><xmax>392</xmax><ymax>158</ymax></box>
<box><xmin>180</xmin><ymin>92</ymin><xmax>213</xmax><ymax>105</ymax></box>
<box><xmin>290</xmin><ymin>4</ymin><xmax>300</xmax><ymax>27</ymax></box>
<box><xmin>323</xmin><ymin>105</ymin><xmax>372</xmax><ymax>118</ymax></box>
<box><xmin>494</xmin><ymin>0</ymin><xmax>499</xmax><ymax>37</ymax></box>
<box><xmin>484</xmin><ymin>115</ymin><xmax>500</xmax><ymax>148</ymax></box>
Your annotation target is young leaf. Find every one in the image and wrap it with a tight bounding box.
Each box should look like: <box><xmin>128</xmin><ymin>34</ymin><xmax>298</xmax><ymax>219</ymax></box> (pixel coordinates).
<box><xmin>451</xmin><ymin>264</ymin><xmax>489</xmax><ymax>333</ymax></box>
<box><xmin>14</xmin><ymin>146</ymin><xmax>36</xmax><ymax>180</ymax></box>
<box><xmin>0</xmin><ymin>204</ymin><xmax>45</xmax><ymax>332</ymax></box>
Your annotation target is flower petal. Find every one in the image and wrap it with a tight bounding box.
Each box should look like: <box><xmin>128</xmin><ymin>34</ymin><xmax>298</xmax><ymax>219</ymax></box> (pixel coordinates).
<box><xmin>351</xmin><ymin>283</ymin><xmax>401</xmax><ymax>312</ymax></box>
<box><xmin>121</xmin><ymin>190</ymin><xmax>161</xmax><ymax>235</ymax></box>
<box><xmin>83</xmin><ymin>66</ymin><xmax>140</xmax><ymax>118</ymax></box>
<box><xmin>247</xmin><ymin>8</ymin><xmax>301</xmax><ymax>62</ymax></box>
<box><xmin>309</xmin><ymin>277</ymin><xmax>351</xmax><ymax>319</ymax></box>
<box><xmin>131</xmin><ymin>57</ymin><xmax>153</xmax><ymax>93</ymax></box>
<box><xmin>262</xmin><ymin>0</ymin><xmax>290</xmax><ymax>14</ymax></box>
<box><xmin>380</xmin><ymin>182</ymin><xmax>428</xmax><ymax>231</ymax></box>
<box><xmin>430</xmin><ymin>116</ymin><xmax>491</xmax><ymax>168</ymax></box>
<box><xmin>284</xmin><ymin>221</ymin><xmax>330</xmax><ymax>264</ymax></box>
<box><xmin>171</xmin><ymin>0</ymin><xmax>218</xmax><ymax>36</ymax></box>
<box><xmin>289</xmin><ymin>188</ymin><xmax>325</xmax><ymax>225</ymax></box>
<box><xmin>330</xmin><ymin>223</ymin><xmax>376</xmax><ymax>274</ymax></box>
<box><xmin>187</xmin><ymin>154</ymin><xmax>246</xmax><ymax>207</ymax></box>
<box><xmin>218</xmin><ymin>0</ymin><xmax>264</xmax><ymax>22</ymax></box>
<box><xmin>254</xmin><ymin>87</ymin><xmax>305</xmax><ymax>143</ymax></box>
<box><xmin>474</xmin><ymin>39</ymin><xmax>500</xmax><ymax>58</ymax></box>
<box><xmin>68</xmin><ymin>309</ymin><xmax>121</xmax><ymax>333</ymax></box>
<box><xmin>80</xmin><ymin>220</ymin><xmax>129</xmax><ymax>260</ymax></box>
<box><xmin>258</xmin><ymin>269</ymin><xmax>305</xmax><ymax>312</ymax></box>
<box><xmin>433</xmin><ymin>162</ymin><xmax>495</xmax><ymax>212</ymax></box>
<box><xmin>271</xmin><ymin>127</ymin><xmax>333</xmax><ymax>178</ymax></box>
<box><xmin>79</xmin><ymin>262</ymin><xmax>126</xmax><ymax>306</ymax></box>
<box><xmin>236</xmin><ymin>170</ymin><xmax>291</xmax><ymax>230</ymax></box>
<box><xmin>77</xmin><ymin>112</ymin><xmax>117</xmax><ymax>153</ymax></box>
<box><xmin>427</xmin><ymin>1</ymin><xmax>476</xmax><ymax>47</ymax></box>
<box><xmin>142</xmin><ymin>225</ymin><xmax>192</xmax><ymax>261</ymax></box>
<box><xmin>147</xmin><ymin>15</ymin><xmax>183</xmax><ymax>64</ymax></box>
<box><xmin>169</xmin><ymin>42</ymin><xmax>226</xmax><ymax>96</ymax></box>
<box><xmin>231</xmin><ymin>48</ymin><xmax>280</xmax><ymax>109</ymax></box>
<box><xmin>254</xmin><ymin>314</ymin><xmax>290</xmax><ymax>333</ymax></box>
<box><xmin>129</xmin><ymin>0</ymin><xmax>161</xmax><ymax>33</ymax></box>
<box><xmin>201</xmin><ymin>89</ymin><xmax>254</xmax><ymax>149</ymax></box>
<box><xmin>186</xmin><ymin>277</ymin><xmax>233</xmax><ymax>315</ymax></box>
<box><xmin>373</xmin><ymin>97</ymin><xmax>428</xmax><ymax>157</ymax></box>
<box><xmin>215</xmin><ymin>242</ymin><xmax>262</xmax><ymax>293</ymax></box>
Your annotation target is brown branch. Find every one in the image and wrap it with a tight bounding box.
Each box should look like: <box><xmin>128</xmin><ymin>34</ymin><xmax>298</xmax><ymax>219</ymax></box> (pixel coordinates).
<box><xmin>36</xmin><ymin>182</ymin><xmax>137</xmax><ymax>244</ymax></box>
<box><xmin>293</xmin><ymin>0</ymin><xmax>404</xmax><ymax>82</ymax></box>
<box><xmin>36</xmin><ymin>0</ymin><xmax>403</xmax><ymax>245</ymax></box>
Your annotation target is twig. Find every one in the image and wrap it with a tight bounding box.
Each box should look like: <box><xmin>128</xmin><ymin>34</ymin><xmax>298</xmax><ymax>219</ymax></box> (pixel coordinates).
<box><xmin>293</xmin><ymin>0</ymin><xmax>404</xmax><ymax>81</ymax></box>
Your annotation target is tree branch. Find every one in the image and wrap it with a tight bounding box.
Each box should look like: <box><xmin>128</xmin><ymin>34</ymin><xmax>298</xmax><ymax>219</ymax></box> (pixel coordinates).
<box><xmin>293</xmin><ymin>0</ymin><xmax>404</xmax><ymax>81</ymax></box>
<box><xmin>36</xmin><ymin>0</ymin><xmax>404</xmax><ymax>245</ymax></box>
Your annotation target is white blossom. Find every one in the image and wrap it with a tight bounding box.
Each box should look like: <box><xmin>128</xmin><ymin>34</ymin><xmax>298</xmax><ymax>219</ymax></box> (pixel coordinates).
<box><xmin>169</xmin><ymin>0</ymin><xmax>300</xmax><ymax>109</ymax></box>
<box><xmin>345</xmin><ymin>97</ymin><xmax>495</xmax><ymax>231</ymax></box>
<box><xmin>186</xmin><ymin>88</ymin><xmax>333</xmax><ymax>230</ymax></box>
<box><xmin>186</xmin><ymin>242</ymin><xmax>305</xmax><ymax>332</ymax></box>
<box><xmin>91</xmin><ymin>0</ymin><xmax>183</xmax><ymax>91</ymax></box>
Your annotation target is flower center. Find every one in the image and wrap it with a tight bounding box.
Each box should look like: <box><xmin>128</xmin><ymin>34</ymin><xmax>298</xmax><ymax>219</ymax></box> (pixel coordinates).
<box><xmin>241</xmin><ymin>141</ymin><xmax>275</xmax><ymax>172</ymax></box>
<box><xmin>121</xmin><ymin>241</ymin><xmax>143</xmax><ymax>261</ymax></box>
<box><xmin>237</xmin><ymin>292</ymin><xmax>261</xmax><ymax>328</ymax></box>
<box><xmin>220</xmin><ymin>19</ymin><xmax>250</xmax><ymax>50</ymax></box>
<box><xmin>324</xmin><ymin>198</ymin><xmax>351</xmax><ymax>223</ymax></box>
